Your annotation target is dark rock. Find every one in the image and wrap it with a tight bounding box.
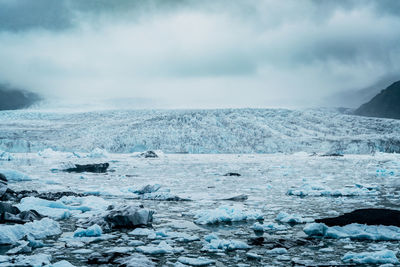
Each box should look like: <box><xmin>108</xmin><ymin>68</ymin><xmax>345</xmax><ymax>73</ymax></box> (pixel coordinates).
<box><xmin>83</xmin><ymin>205</ymin><xmax>154</xmax><ymax>231</ymax></box>
<box><xmin>36</xmin><ymin>191</ymin><xmax>85</xmax><ymax>201</ymax></box>
<box><xmin>223</xmin><ymin>194</ymin><xmax>248</xmax><ymax>201</ymax></box>
<box><xmin>0</xmin><ymin>202</ymin><xmax>43</xmax><ymax>224</ymax></box>
<box><xmin>140</xmin><ymin>151</ymin><xmax>159</xmax><ymax>158</ymax></box>
<box><xmin>249</xmin><ymin>237</ymin><xmax>264</xmax><ymax>246</ymax></box>
<box><xmin>88</xmin><ymin>252</ymin><xmax>127</xmax><ymax>265</ymax></box>
<box><xmin>223</xmin><ymin>172</ymin><xmax>241</xmax><ymax>177</ymax></box>
<box><xmin>0</xmin><ymin>85</ymin><xmax>41</xmax><ymax>111</ymax></box>
<box><xmin>321</xmin><ymin>153</ymin><xmax>344</xmax><ymax>157</ymax></box>
<box><xmin>315</xmin><ymin>208</ymin><xmax>400</xmax><ymax>227</ymax></box>
<box><xmin>1</xmin><ymin>189</ymin><xmax>86</xmax><ymax>202</ymax></box>
<box><xmin>64</xmin><ymin>163</ymin><xmax>109</xmax><ymax>173</ymax></box>
<box><xmin>354</xmin><ymin>80</ymin><xmax>400</xmax><ymax>119</ymax></box>
<box><xmin>134</xmin><ymin>184</ymin><xmax>161</xmax><ymax>195</ymax></box>
<box><xmin>0</xmin><ymin>202</ymin><xmax>20</xmax><ymax>215</ymax></box>
<box><xmin>0</xmin><ymin>173</ymin><xmax>8</xmax><ymax>198</ymax></box>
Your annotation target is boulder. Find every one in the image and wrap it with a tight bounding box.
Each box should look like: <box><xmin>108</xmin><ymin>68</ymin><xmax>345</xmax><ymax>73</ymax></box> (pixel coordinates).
<box><xmin>64</xmin><ymin>163</ymin><xmax>109</xmax><ymax>173</ymax></box>
<box><xmin>0</xmin><ymin>173</ymin><xmax>7</xmax><ymax>198</ymax></box>
<box><xmin>140</xmin><ymin>151</ymin><xmax>158</xmax><ymax>158</ymax></box>
<box><xmin>223</xmin><ymin>194</ymin><xmax>248</xmax><ymax>201</ymax></box>
<box><xmin>83</xmin><ymin>205</ymin><xmax>154</xmax><ymax>231</ymax></box>
<box><xmin>315</xmin><ymin>208</ymin><xmax>400</xmax><ymax>227</ymax></box>
<box><xmin>0</xmin><ymin>202</ymin><xmax>43</xmax><ymax>224</ymax></box>
<box><xmin>223</xmin><ymin>172</ymin><xmax>241</xmax><ymax>177</ymax></box>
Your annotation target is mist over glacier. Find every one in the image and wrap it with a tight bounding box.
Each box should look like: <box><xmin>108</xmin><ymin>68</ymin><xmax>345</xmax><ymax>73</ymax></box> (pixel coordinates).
<box><xmin>0</xmin><ymin>0</ymin><xmax>399</xmax><ymax>108</ymax></box>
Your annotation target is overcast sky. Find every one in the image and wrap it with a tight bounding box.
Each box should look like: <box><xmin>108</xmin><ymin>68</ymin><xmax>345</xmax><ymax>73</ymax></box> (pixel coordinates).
<box><xmin>0</xmin><ymin>0</ymin><xmax>399</xmax><ymax>108</ymax></box>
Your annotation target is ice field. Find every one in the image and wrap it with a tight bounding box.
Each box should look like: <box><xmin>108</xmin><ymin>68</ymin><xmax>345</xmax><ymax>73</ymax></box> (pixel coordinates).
<box><xmin>0</xmin><ymin>150</ymin><xmax>400</xmax><ymax>266</ymax></box>
<box><xmin>1</xmin><ymin>108</ymin><xmax>400</xmax><ymax>266</ymax></box>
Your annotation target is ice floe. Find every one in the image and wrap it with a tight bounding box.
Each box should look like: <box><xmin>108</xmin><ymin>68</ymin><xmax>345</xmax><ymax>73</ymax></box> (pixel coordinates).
<box><xmin>178</xmin><ymin>256</ymin><xmax>215</xmax><ymax>266</ymax></box>
<box><xmin>194</xmin><ymin>205</ymin><xmax>263</xmax><ymax>224</ymax></box>
<box><xmin>252</xmin><ymin>222</ymin><xmax>288</xmax><ymax>232</ymax></box>
<box><xmin>287</xmin><ymin>181</ymin><xmax>379</xmax><ymax>197</ymax></box>
<box><xmin>201</xmin><ymin>234</ymin><xmax>251</xmax><ymax>252</ymax></box>
<box><xmin>275</xmin><ymin>212</ymin><xmax>314</xmax><ymax>224</ymax></box>
<box><xmin>0</xmin><ymin>169</ymin><xmax>32</xmax><ymax>182</ymax></box>
<box><xmin>0</xmin><ymin>218</ymin><xmax>61</xmax><ymax>245</ymax></box>
<box><xmin>136</xmin><ymin>241</ymin><xmax>183</xmax><ymax>255</ymax></box>
<box><xmin>16</xmin><ymin>196</ymin><xmax>109</xmax><ymax>220</ymax></box>
<box><xmin>0</xmin><ymin>151</ymin><xmax>13</xmax><ymax>161</ymax></box>
<box><xmin>304</xmin><ymin>223</ymin><xmax>400</xmax><ymax>240</ymax></box>
<box><xmin>87</xmin><ymin>148</ymin><xmax>109</xmax><ymax>158</ymax></box>
<box><xmin>116</xmin><ymin>254</ymin><xmax>155</xmax><ymax>267</ymax></box>
<box><xmin>342</xmin><ymin>250</ymin><xmax>399</xmax><ymax>264</ymax></box>
<box><xmin>73</xmin><ymin>224</ymin><xmax>102</xmax><ymax>237</ymax></box>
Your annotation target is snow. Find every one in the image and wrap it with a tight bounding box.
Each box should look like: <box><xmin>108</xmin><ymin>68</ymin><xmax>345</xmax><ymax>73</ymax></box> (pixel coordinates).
<box><xmin>136</xmin><ymin>241</ymin><xmax>183</xmax><ymax>255</ymax></box>
<box><xmin>0</xmin><ymin>169</ymin><xmax>32</xmax><ymax>182</ymax></box>
<box><xmin>0</xmin><ymin>218</ymin><xmax>61</xmax><ymax>245</ymax></box>
<box><xmin>304</xmin><ymin>223</ymin><xmax>400</xmax><ymax>241</ymax></box>
<box><xmin>194</xmin><ymin>205</ymin><xmax>263</xmax><ymax>224</ymax></box>
<box><xmin>275</xmin><ymin>212</ymin><xmax>314</xmax><ymax>224</ymax></box>
<box><xmin>342</xmin><ymin>250</ymin><xmax>399</xmax><ymax>264</ymax></box>
<box><xmin>73</xmin><ymin>224</ymin><xmax>102</xmax><ymax>237</ymax></box>
<box><xmin>178</xmin><ymin>256</ymin><xmax>216</xmax><ymax>266</ymax></box>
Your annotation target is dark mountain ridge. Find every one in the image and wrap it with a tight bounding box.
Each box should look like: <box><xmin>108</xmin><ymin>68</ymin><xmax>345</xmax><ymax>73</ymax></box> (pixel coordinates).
<box><xmin>0</xmin><ymin>84</ymin><xmax>41</xmax><ymax>110</ymax></box>
<box><xmin>354</xmin><ymin>80</ymin><xmax>400</xmax><ymax>120</ymax></box>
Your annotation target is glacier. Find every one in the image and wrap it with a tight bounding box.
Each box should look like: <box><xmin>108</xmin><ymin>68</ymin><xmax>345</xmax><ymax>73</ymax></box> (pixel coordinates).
<box><xmin>0</xmin><ymin>108</ymin><xmax>399</xmax><ymax>153</ymax></box>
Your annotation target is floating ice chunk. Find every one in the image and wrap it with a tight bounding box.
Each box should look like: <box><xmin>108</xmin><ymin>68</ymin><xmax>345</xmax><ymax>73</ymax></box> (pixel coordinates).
<box><xmin>204</xmin><ymin>233</ymin><xmax>219</xmax><ymax>242</ymax></box>
<box><xmin>266</xmin><ymin>248</ymin><xmax>288</xmax><ymax>254</ymax></box>
<box><xmin>87</xmin><ymin>148</ymin><xmax>109</xmax><ymax>158</ymax></box>
<box><xmin>194</xmin><ymin>205</ymin><xmax>263</xmax><ymax>224</ymax></box>
<box><xmin>136</xmin><ymin>241</ymin><xmax>183</xmax><ymax>255</ymax></box>
<box><xmin>51</xmin><ymin>260</ymin><xmax>76</xmax><ymax>267</ymax></box>
<box><xmin>0</xmin><ymin>169</ymin><xmax>32</xmax><ymax>182</ymax></box>
<box><xmin>0</xmin><ymin>151</ymin><xmax>14</xmax><ymax>161</ymax></box>
<box><xmin>275</xmin><ymin>212</ymin><xmax>314</xmax><ymax>224</ymax></box>
<box><xmin>287</xmin><ymin>182</ymin><xmax>379</xmax><ymax>197</ymax></box>
<box><xmin>74</xmin><ymin>224</ymin><xmax>102</xmax><ymax>237</ymax></box>
<box><xmin>14</xmin><ymin>253</ymin><xmax>51</xmax><ymax>266</ymax></box>
<box><xmin>0</xmin><ymin>218</ymin><xmax>61</xmax><ymax>245</ymax></box>
<box><xmin>38</xmin><ymin>148</ymin><xmax>64</xmax><ymax>158</ymax></box>
<box><xmin>131</xmin><ymin>184</ymin><xmax>162</xmax><ymax>195</ymax></box>
<box><xmin>252</xmin><ymin>222</ymin><xmax>288</xmax><ymax>232</ymax></box>
<box><xmin>167</xmin><ymin>232</ymin><xmax>200</xmax><ymax>242</ymax></box>
<box><xmin>17</xmin><ymin>196</ymin><xmax>109</xmax><ymax>220</ymax></box>
<box><xmin>246</xmin><ymin>252</ymin><xmax>262</xmax><ymax>259</ymax></box>
<box><xmin>128</xmin><ymin>240</ymin><xmax>145</xmax><ymax>246</ymax></box>
<box><xmin>342</xmin><ymin>250</ymin><xmax>399</xmax><ymax>264</ymax></box>
<box><xmin>72</xmin><ymin>248</ymin><xmax>93</xmax><ymax>254</ymax></box>
<box><xmin>105</xmin><ymin>247</ymin><xmax>135</xmax><ymax>254</ymax></box>
<box><xmin>129</xmin><ymin>228</ymin><xmax>155</xmax><ymax>236</ymax></box>
<box><xmin>116</xmin><ymin>253</ymin><xmax>155</xmax><ymax>267</ymax></box>
<box><xmin>202</xmin><ymin>236</ymin><xmax>251</xmax><ymax>252</ymax></box>
<box><xmin>178</xmin><ymin>256</ymin><xmax>216</xmax><ymax>266</ymax></box>
<box><xmin>304</xmin><ymin>223</ymin><xmax>400</xmax><ymax>240</ymax></box>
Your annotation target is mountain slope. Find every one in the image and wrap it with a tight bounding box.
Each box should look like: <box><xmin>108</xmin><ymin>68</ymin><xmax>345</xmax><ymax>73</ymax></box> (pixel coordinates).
<box><xmin>355</xmin><ymin>81</ymin><xmax>400</xmax><ymax>119</ymax></box>
<box><xmin>0</xmin><ymin>84</ymin><xmax>41</xmax><ymax>110</ymax></box>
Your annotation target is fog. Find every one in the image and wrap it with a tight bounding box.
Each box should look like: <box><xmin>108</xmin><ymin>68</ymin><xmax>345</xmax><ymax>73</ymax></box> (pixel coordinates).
<box><xmin>0</xmin><ymin>0</ymin><xmax>399</xmax><ymax>109</ymax></box>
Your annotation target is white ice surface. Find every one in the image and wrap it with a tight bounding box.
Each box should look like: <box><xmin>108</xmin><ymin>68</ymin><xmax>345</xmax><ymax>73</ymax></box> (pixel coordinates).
<box><xmin>194</xmin><ymin>205</ymin><xmax>263</xmax><ymax>224</ymax></box>
<box><xmin>342</xmin><ymin>250</ymin><xmax>399</xmax><ymax>264</ymax></box>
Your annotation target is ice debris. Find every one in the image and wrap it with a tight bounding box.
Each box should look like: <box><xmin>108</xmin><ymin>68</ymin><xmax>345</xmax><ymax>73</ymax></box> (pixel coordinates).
<box><xmin>178</xmin><ymin>256</ymin><xmax>216</xmax><ymax>266</ymax></box>
<box><xmin>136</xmin><ymin>241</ymin><xmax>183</xmax><ymax>255</ymax></box>
<box><xmin>0</xmin><ymin>169</ymin><xmax>32</xmax><ymax>182</ymax></box>
<box><xmin>304</xmin><ymin>223</ymin><xmax>400</xmax><ymax>240</ymax></box>
<box><xmin>0</xmin><ymin>150</ymin><xmax>13</xmax><ymax>161</ymax></box>
<box><xmin>87</xmin><ymin>148</ymin><xmax>109</xmax><ymax>158</ymax></box>
<box><xmin>17</xmin><ymin>196</ymin><xmax>109</xmax><ymax>220</ymax></box>
<box><xmin>342</xmin><ymin>250</ymin><xmax>399</xmax><ymax>264</ymax></box>
<box><xmin>74</xmin><ymin>224</ymin><xmax>102</xmax><ymax>237</ymax></box>
<box><xmin>252</xmin><ymin>222</ymin><xmax>288</xmax><ymax>232</ymax></box>
<box><xmin>275</xmin><ymin>212</ymin><xmax>314</xmax><ymax>224</ymax></box>
<box><xmin>202</xmin><ymin>234</ymin><xmax>251</xmax><ymax>252</ymax></box>
<box><xmin>0</xmin><ymin>218</ymin><xmax>61</xmax><ymax>245</ymax></box>
<box><xmin>194</xmin><ymin>205</ymin><xmax>263</xmax><ymax>224</ymax></box>
<box><xmin>287</xmin><ymin>182</ymin><xmax>379</xmax><ymax>197</ymax></box>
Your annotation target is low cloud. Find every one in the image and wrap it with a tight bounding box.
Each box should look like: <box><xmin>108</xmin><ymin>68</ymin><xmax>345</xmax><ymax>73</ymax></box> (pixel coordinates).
<box><xmin>0</xmin><ymin>0</ymin><xmax>399</xmax><ymax>108</ymax></box>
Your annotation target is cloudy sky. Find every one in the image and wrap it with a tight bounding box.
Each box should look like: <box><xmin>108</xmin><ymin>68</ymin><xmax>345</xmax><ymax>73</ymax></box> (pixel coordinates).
<box><xmin>0</xmin><ymin>0</ymin><xmax>399</xmax><ymax>108</ymax></box>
